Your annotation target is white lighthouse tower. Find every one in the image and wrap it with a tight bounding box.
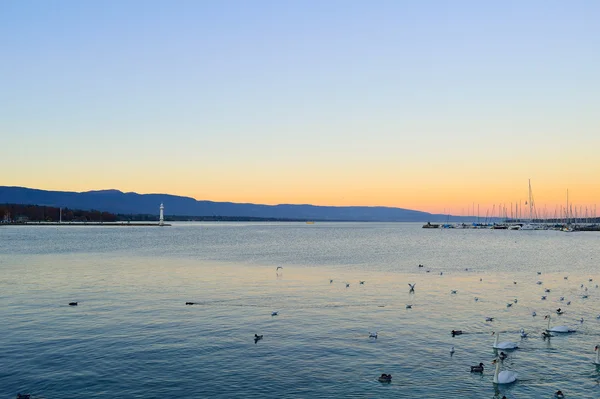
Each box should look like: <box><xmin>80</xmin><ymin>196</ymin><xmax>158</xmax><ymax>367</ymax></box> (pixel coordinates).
<box><xmin>159</xmin><ymin>203</ymin><xmax>164</xmax><ymax>226</ymax></box>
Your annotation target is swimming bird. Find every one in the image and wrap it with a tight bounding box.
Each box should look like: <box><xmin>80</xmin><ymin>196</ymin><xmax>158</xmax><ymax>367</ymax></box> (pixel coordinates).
<box><xmin>537</xmin><ymin>271</ymin><xmax>542</xmax><ymax>275</ymax></box>
<box><xmin>346</xmin><ymin>283</ymin><xmax>350</xmax><ymax>288</ymax></box>
<box><xmin>506</xmin><ymin>303</ymin><xmax>513</xmax><ymax>308</ymax></box>
<box><xmin>276</xmin><ymin>266</ymin><xmax>283</xmax><ymax>271</ymax></box>
<box><xmin>474</xmin><ymin>297</ymin><xmax>479</xmax><ymax>302</ymax></box>
<box><xmin>329</xmin><ymin>279</ymin><xmax>333</xmax><ymax>284</ymax></box>
<box><xmin>542</xmin><ymin>331</ymin><xmax>553</xmax><ymax>339</ymax></box>
<box><xmin>492</xmin><ymin>331</ymin><xmax>518</xmax><ymax>349</ymax></box>
<box><xmin>499</xmin><ymin>351</ymin><xmax>507</xmax><ymax>360</ymax></box>
<box><xmin>486</xmin><ymin>317</ymin><xmax>494</xmax><ymax>322</ymax></box>
<box><xmin>559</xmin><ymin>297</ymin><xmax>564</xmax><ymax>301</ymax></box>
<box><xmin>470</xmin><ymin>363</ymin><xmax>484</xmax><ymax>372</ymax></box>
<box><xmin>480</xmin><ymin>278</ymin><xmax>483</xmax><ymax>281</ymax></box>
<box><xmin>545</xmin><ymin>288</ymin><xmax>551</xmax><ymax>293</ymax></box>
<box><xmin>541</xmin><ymin>296</ymin><xmax>547</xmax><ymax>300</ymax></box>
<box><xmin>532</xmin><ymin>311</ymin><xmax>537</xmax><ymax>317</ymax></box>
<box><xmin>492</xmin><ymin>358</ymin><xmax>518</xmax><ymax>384</ymax></box>
<box><xmin>254</xmin><ymin>334</ymin><xmax>263</xmax><ymax>343</ymax></box>
<box><xmin>594</xmin><ymin>345</ymin><xmax>600</xmax><ymax>365</ymax></box>
<box><xmin>513</xmin><ymin>298</ymin><xmax>518</xmax><ymax>303</ymax></box>
<box><xmin>581</xmin><ymin>284</ymin><xmax>584</xmax><ymax>288</ymax></box>
<box><xmin>408</xmin><ymin>283</ymin><xmax>416</xmax><ymax>292</ymax></box>
<box><xmin>185</xmin><ymin>302</ymin><xmax>195</xmax><ymax>305</ymax></box>
<box><xmin>450</xmin><ymin>346</ymin><xmax>455</xmax><ymax>355</ymax></box>
<box><xmin>580</xmin><ymin>318</ymin><xmax>584</xmax><ymax>323</ymax></box>
<box><xmin>520</xmin><ymin>329</ymin><xmax>528</xmax><ymax>338</ymax></box>
<box><xmin>583</xmin><ymin>294</ymin><xmax>589</xmax><ymax>298</ymax></box>
<box><xmin>566</xmin><ymin>301</ymin><xmax>571</xmax><ymax>305</ymax></box>
<box><xmin>537</xmin><ymin>281</ymin><xmax>543</xmax><ymax>285</ymax></box>
<box><xmin>597</xmin><ymin>315</ymin><xmax>600</xmax><ymax>320</ymax></box>
<box><xmin>406</xmin><ymin>304</ymin><xmax>413</xmax><ymax>309</ymax></box>
<box><xmin>359</xmin><ymin>281</ymin><xmax>365</xmax><ymax>285</ymax></box>
<box><xmin>440</xmin><ymin>272</ymin><xmax>443</xmax><ymax>275</ymax></box>
<box><xmin>556</xmin><ymin>308</ymin><xmax>564</xmax><ymax>315</ymax></box>
<box><xmin>369</xmin><ymin>332</ymin><xmax>378</xmax><ymax>339</ymax></box>
<box><xmin>377</xmin><ymin>373</ymin><xmax>392</xmax><ymax>383</ymax></box>
<box><xmin>271</xmin><ymin>311</ymin><xmax>278</xmax><ymax>316</ymax></box>
<box><xmin>555</xmin><ymin>390</ymin><xmax>565</xmax><ymax>398</ymax></box>
<box><xmin>418</xmin><ymin>264</ymin><xmax>424</xmax><ymax>268</ymax></box>
<box><xmin>513</xmin><ymin>281</ymin><xmax>517</xmax><ymax>284</ymax></box>
<box><xmin>545</xmin><ymin>315</ymin><xmax>576</xmax><ymax>333</ymax></box>
<box><xmin>68</xmin><ymin>302</ymin><xmax>78</xmax><ymax>306</ymax></box>
<box><xmin>451</xmin><ymin>330</ymin><xmax>463</xmax><ymax>336</ymax></box>
<box><xmin>451</xmin><ymin>290</ymin><xmax>458</xmax><ymax>294</ymax></box>
<box><xmin>564</xmin><ymin>276</ymin><xmax>569</xmax><ymax>280</ymax></box>
<box><xmin>590</xmin><ymin>278</ymin><xmax>594</xmax><ymax>282</ymax></box>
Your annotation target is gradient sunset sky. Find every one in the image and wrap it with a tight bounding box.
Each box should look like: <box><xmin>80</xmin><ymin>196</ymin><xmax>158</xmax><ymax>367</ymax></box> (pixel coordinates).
<box><xmin>1</xmin><ymin>1</ymin><xmax>598</xmax><ymax>215</ymax></box>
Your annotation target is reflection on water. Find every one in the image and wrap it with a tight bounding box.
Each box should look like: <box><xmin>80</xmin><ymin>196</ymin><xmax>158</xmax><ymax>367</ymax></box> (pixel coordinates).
<box><xmin>1</xmin><ymin>223</ymin><xmax>600</xmax><ymax>398</ymax></box>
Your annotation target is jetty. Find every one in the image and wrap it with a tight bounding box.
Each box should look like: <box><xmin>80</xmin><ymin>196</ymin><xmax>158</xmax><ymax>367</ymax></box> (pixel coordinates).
<box><xmin>1</xmin><ymin>221</ymin><xmax>170</xmax><ymax>227</ymax></box>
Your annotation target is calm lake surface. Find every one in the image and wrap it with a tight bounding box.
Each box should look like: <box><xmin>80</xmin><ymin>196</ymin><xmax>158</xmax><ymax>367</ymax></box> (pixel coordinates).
<box><xmin>1</xmin><ymin>222</ymin><xmax>600</xmax><ymax>398</ymax></box>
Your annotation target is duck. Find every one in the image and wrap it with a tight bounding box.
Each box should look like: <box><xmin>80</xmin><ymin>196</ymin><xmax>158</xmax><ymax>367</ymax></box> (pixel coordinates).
<box><xmin>541</xmin><ymin>296</ymin><xmax>547</xmax><ymax>300</ymax></box>
<box><xmin>492</xmin><ymin>358</ymin><xmax>517</xmax><ymax>384</ymax></box>
<box><xmin>513</xmin><ymin>298</ymin><xmax>518</xmax><ymax>303</ymax></box>
<box><xmin>406</xmin><ymin>304</ymin><xmax>413</xmax><ymax>309</ymax></box>
<box><xmin>544</xmin><ymin>315</ymin><xmax>576</xmax><ymax>333</ymax></box>
<box><xmin>580</xmin><ymin>318</ymin><xmax>584</xmax><ymax>323</ymax></box>
<box><xmin>470</xmin><ymin>362</ymin><xmax>484</xmax><ymax>372</ymax></box>
<box><xmin>559</xmin><ymin>297</ymin><xmax>565</xmax><ymax>301</ymax></box>
<box><xmin>451</xmin><ymin>330</ymin><xmax>463</xmax><ymax>336</ymax></box>
<box><xmin>537</xmin><ymin>271</ymin><xmax>542</xmax><ymax>275</ymax></box>
<box><xmin>16</xmin><ymin>394</ymin><xmax>31</xmax><ymax>399</ymax></box>
<box><xmin>590</xmin><ymin>278</ymin><xmax>594</xmax><ymax>282</ymax></box>
<box><xmin>566</xmin><ymin>301</ymin><xmax>571</xmax><ymax>305</ymax></box>
<box><xmin>556</xmin><ymin>308</ymin><xmax>564</xmax><ymax>315</ymax></box>
<box><xmin>408</xmin><ymin>283</ymin><xmax>416</xmax><ymax>292</ymax></box>
<box><xmin>345</xmin><ymin>283</ymin><xmax>350</xmax><ymax>288</ymax></box>
<box><xmin>536</xmin><ymin>281</ymin><xmax>543</xmax><ymax>285</ymax></box>
<box><xmin>542</xmin><ymin>331</ymin><xmax>553</xmax><ymax>339</ymax></box>
<box><xmin>369</xmin><ymin>332</ymin><xmax>378</xmax><ymax>339</ymax></box>
<box><xmin>185</xmin><ymin>302</ymin><xmax>195</xmax><ymax>305</ymax></box>
<box><xmin>545</xmin><ymin>288</ymin><xmax>551</xmax><ymax>293</ymax></box>
<box><xmin>474</xmin><ymin>297</ymin><xmax>479</xmax><ymax>302</ymax></box>
<box><xmin>378</xmin><ymin>373</ymin><xmax>392</xmax><ymax>383</ymax></box>
<box><xmin>532</xmin><ymin>311</ymin><xmax>537</xmax><ymax>317</ymax></box>
<box><xmin>594</xmin><ymin>345</ymin><xmax>600</xmax><ymax>365</ymax></box>
<box><xmin>359</xmin><ymin>281</ymin><xmax>365</xmax><ymax>285</ymax></box>
<box><xmin>492</xmin><ymin>331</ymin><xmax>518</xmax><ymax>350</ymax></box>
<box><xmin>520</xmin><ymin>328</ymin><xmax>528</xmax><ymax>338</ymax></box>
<box><xmin>564</xmin><ymin>276</ymin><xmax>569</xmax><ymax>280</ymax></box>
<box><xmin>485</xmin><ymin>317</ymin><xmax>494</xmax><ymax>322</ymax></box>
<box><xmin>451</xmin><ymin>290</ymin><xmax>458</xmax><ymax>294</ymax></box>
<box><xmin>555</xmin><ymin>390</ymin><xmax>565</xmax><ymax>398</ymax></box>
<box><xmin>418</xmin><ymin>264</ymin><xmax>424</xmax><ymax>268</ymax></box>
<box><xmin>499</xmin><ymin>351</ymin><xmax>508</xmax><ymax>360</ymax></box>
<box><xmin>513</xmin><ymin>281</ymin><xmax>517</xmax><ymax>285</ymax></box>
<box><xmin>271</xmin><ymin>311</ymin><xmax>278</xmax><ymax>316</ymax></box>
<box><xmin>506</xmin><ymin>303</ymin><xmax>513</xmax><ymax>308</ymax></box>
<box><xmin>254</xmin><ymin>334</ymin><xmax>263</xmax><ymax>341</ymax></box>
<box><xmin>68</xmin><ymin>302</ymin><xmax>78</xmax><ymax>306</ymax></box>
<box><xmin>329</xmin><ymin>279</ymin><xmax>333</xmax><ymax>284</ymax></box>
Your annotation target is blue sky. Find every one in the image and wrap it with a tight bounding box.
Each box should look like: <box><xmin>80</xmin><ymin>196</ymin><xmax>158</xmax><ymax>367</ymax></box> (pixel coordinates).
<box><xmin>1</xmin><ymin>1</ymin><xmax>598</xmax><ymax>212</ymax></box>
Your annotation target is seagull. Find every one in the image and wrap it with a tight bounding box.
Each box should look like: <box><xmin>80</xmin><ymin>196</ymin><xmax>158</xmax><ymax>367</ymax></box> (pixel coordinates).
<box><xmin>271</xmin><ymin>311</ymin><xmax>278</xmax><ymax>316</ymax></box>
<box><xmin>408</xmin><ymin>283</ymin><xmax>416</xmax><ymax>292</ymax></box>
<box><xmin>369</xmin><ymin>332</ymin><xmax>378</xmax><ymax>338</ymax></box>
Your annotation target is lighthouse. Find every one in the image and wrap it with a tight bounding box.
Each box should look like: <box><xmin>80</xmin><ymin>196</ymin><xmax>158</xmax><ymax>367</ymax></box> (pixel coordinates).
<box><xmin>159</xmin><ymin>203</ymin><xmax>164</xmax><ymax>226</ymax></box>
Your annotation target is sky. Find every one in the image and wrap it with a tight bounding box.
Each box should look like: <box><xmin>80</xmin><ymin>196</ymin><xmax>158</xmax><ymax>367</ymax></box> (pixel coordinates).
<box><xmin>1</xmin><ymin>0</ymin><xmax>599</xmax><ymax>215</ymax></box>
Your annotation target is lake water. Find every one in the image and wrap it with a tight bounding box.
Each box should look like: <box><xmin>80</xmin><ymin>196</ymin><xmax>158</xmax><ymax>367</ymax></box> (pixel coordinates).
<box><xmin>1</xmin><ymin>222</ymin><xmax>600</xmax><ymax>398</ymax></box>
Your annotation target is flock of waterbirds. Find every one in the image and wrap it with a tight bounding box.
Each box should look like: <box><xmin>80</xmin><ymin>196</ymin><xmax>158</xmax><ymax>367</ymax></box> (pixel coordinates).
<box><xmin>48</xmin><ymin>264</ymin><xmax>599</xmax><ymax>399</ymax></box>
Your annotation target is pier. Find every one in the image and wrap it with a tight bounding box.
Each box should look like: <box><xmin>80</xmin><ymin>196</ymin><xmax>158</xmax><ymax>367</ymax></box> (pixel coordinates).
<box><xmin>1</xmin><ymin>222</ymin><xmax>170</xmax><ymax>227</ymax></box>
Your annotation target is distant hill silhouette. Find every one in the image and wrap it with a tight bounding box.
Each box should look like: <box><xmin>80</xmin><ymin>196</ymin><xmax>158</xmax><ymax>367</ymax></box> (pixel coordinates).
<box><xmin>0</xmin><ymin>186</ymin><xmax>466</xmax><ymax>222</ymax></box>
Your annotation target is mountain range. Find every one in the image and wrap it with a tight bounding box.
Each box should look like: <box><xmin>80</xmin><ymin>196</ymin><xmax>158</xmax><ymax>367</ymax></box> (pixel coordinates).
<box><xmin>0</xmin><ymin>186</ymin><xmax>469</xmax><ymax>222</ymax></box>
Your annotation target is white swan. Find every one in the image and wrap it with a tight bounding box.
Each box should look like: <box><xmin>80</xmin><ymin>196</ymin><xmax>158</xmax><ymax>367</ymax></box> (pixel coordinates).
<box><xmin>492</xmin><ymin>331</ymin><xmax>518</xmax><ymax>349</ymax></box>
<box><xmin>594</xmin><ymin>345</ymin><xmax>600</xmax><ymax>365</ymax></box>
<box><xmin>544</xmin><ymin>315</ymin><xmax>576</xmax><ymax>333</ymax></box>
<box><xmin>492</xmin><ymin>358</ymin><xmax>517</xmax><ymax>384</ymax></box>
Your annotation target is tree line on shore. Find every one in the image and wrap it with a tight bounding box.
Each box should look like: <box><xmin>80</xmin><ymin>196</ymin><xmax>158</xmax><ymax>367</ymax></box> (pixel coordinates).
<box><xmin>1</xmin><ymin>204</ymin><xmax>118</xmax><ymax>223</ymax></box>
